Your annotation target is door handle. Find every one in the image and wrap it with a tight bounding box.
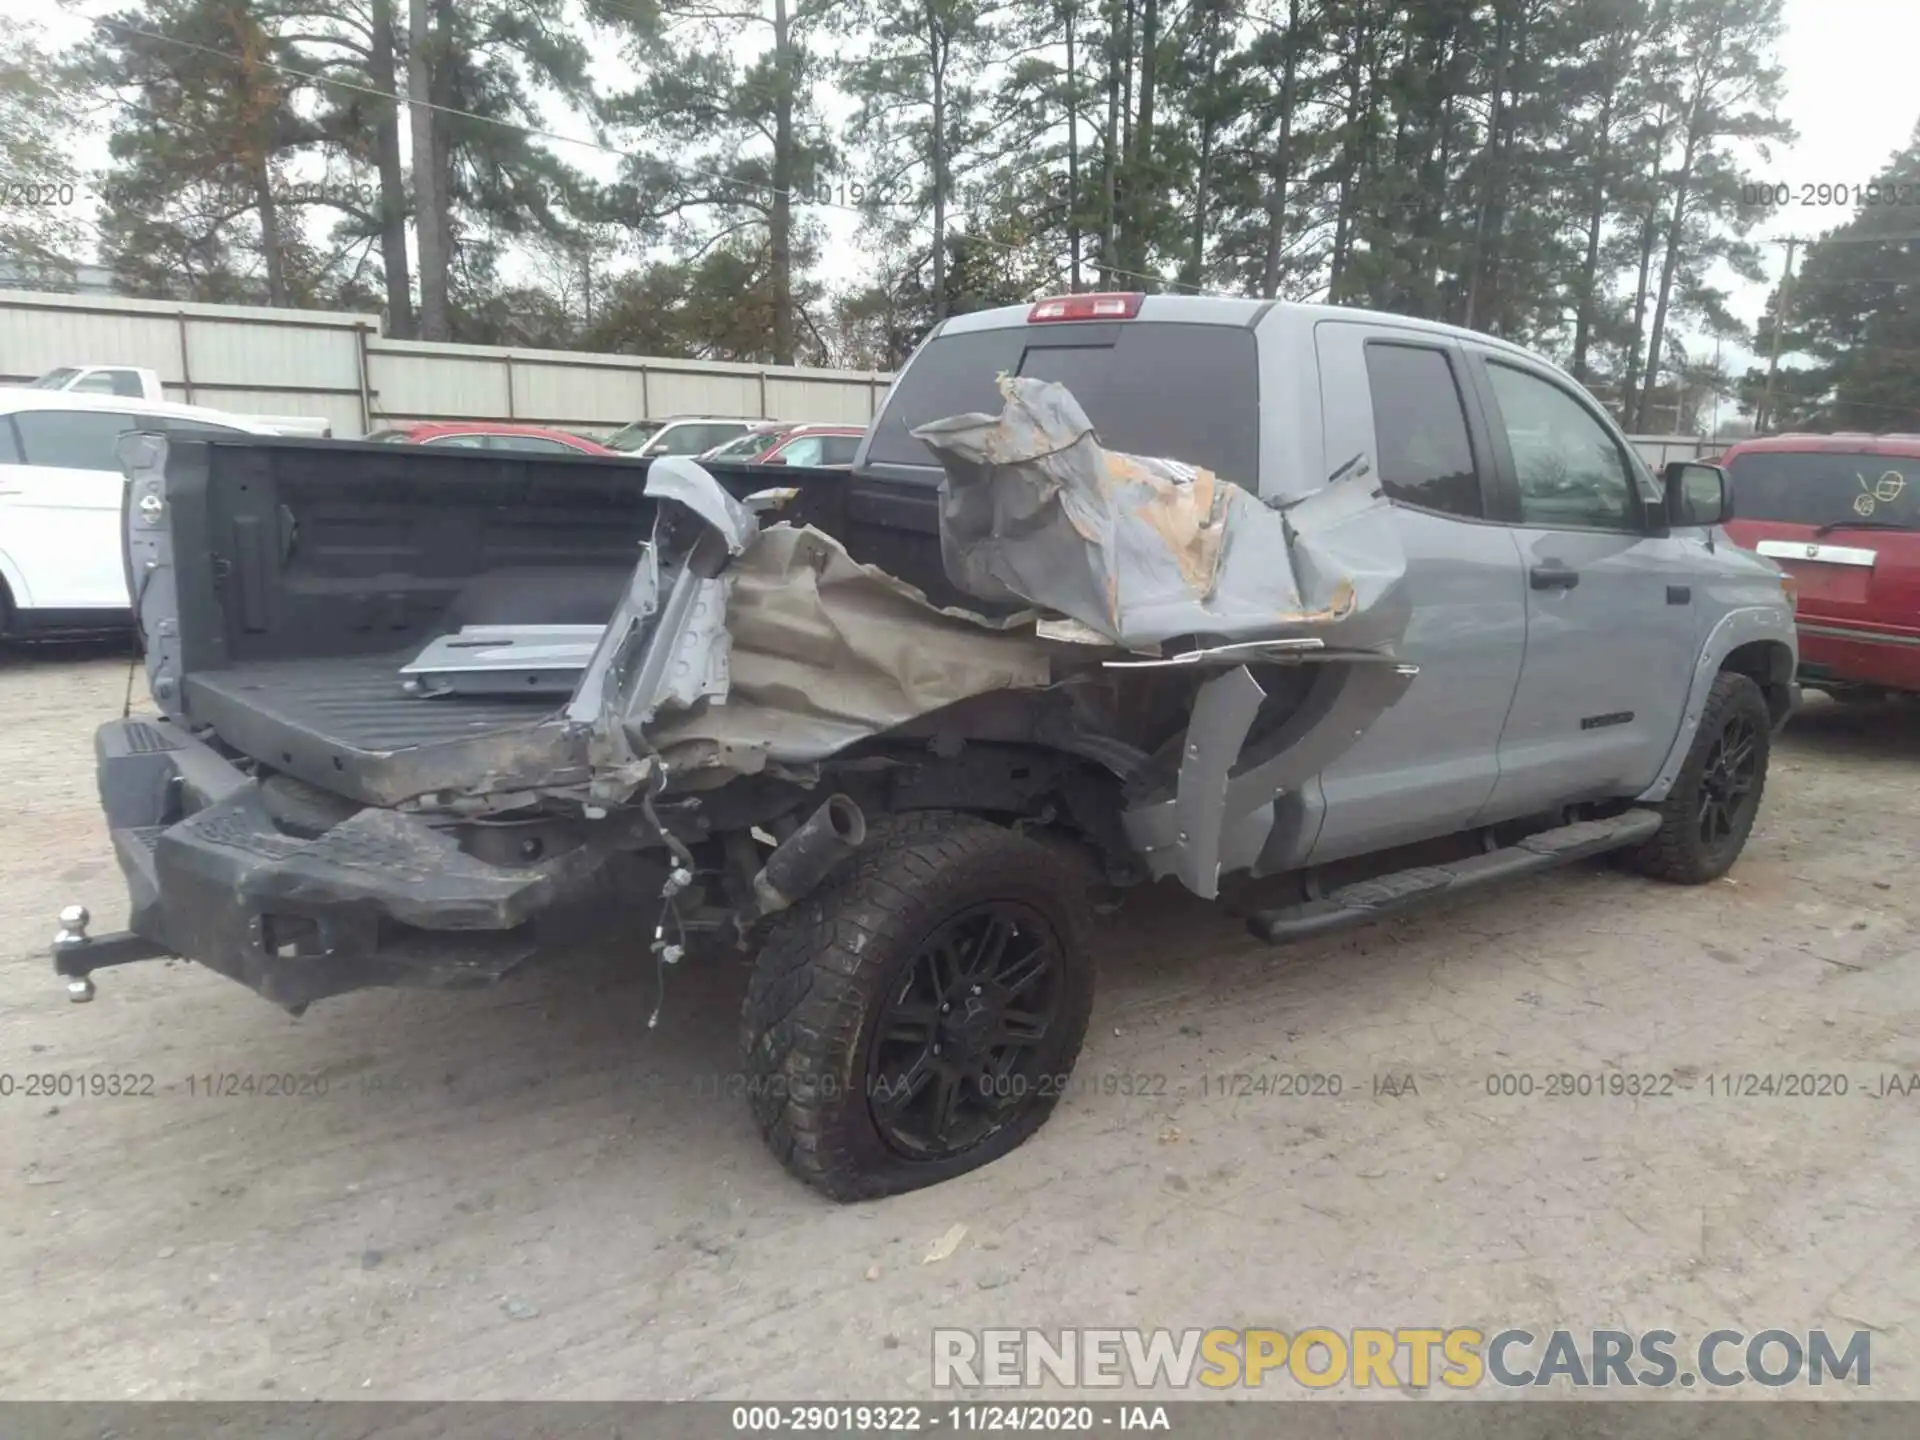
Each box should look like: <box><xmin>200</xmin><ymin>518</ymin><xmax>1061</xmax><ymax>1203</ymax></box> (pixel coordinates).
<box><xmin>1529</xmin><ymin>563</ymin><xmax>1580</xmax><ymax>591</ymax></box>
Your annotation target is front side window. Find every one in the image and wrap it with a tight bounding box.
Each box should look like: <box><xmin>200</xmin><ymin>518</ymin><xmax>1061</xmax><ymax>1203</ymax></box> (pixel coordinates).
<box><xmin>12</xmin><ymin>409</ymin><xmax>143</xmax><ymax>470</ymax></box>
<box><xmin>421</xmin><ymin>433</ymin><xmax>490</xmax><ymax>448</ymax></box>
<box><xmin>777</xmin><ymin>435</ymin><xmax>824</xmax><ymax>466</ymax></box>
<box><xmin>1363</xmin><ymin>342</ymin><xmax>1482</xmax><ymax>519</ymax></box>
<box><xmin>1485</xmin><ymin>362</ymin><xmax>1637</xmax><ymax>530</ymax></box>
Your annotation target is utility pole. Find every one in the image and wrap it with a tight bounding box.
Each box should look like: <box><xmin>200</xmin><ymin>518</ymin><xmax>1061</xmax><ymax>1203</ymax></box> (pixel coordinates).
<box><xmin>1756</xmin><ymin>236</ymin><xmax>1797</xmax><ymax>434</ymax></box>
<box><xmin>1710</xmin><ymin>335</ymin><xmax>1722</xmax><ymax>441</ymax></box>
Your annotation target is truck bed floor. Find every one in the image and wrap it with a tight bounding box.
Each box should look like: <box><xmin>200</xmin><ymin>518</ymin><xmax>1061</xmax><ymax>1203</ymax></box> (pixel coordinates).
<box><xmin>182</xmin><ymin>653</ymin><xmax>570</xmax><ymax>807</ymax></box>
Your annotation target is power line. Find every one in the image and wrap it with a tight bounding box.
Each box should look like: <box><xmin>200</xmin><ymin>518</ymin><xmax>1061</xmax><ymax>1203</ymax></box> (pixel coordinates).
<box><xmin>87</xmin><ymin>15</ymin><xmax>1228</xmax><ymax>298</ymax></box>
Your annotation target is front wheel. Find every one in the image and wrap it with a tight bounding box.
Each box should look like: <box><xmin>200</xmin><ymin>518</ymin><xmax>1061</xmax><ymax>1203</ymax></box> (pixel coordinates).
<box><xmin>1624</xmin><ymin>671</ymin><xmax>1772</xmax><ymax>884</ymax></box>
<box><xmin>739</xmin><ymin>811</ymin><xmax>1095</xmax><ymax>1201</ymax></box>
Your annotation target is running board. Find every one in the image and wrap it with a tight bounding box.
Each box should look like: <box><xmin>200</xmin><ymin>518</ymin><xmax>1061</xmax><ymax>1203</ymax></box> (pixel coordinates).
<box><xmin>1246</xmin><ymin>808</ymin><xmax>1664</xmax><ymax>943</ymax></box>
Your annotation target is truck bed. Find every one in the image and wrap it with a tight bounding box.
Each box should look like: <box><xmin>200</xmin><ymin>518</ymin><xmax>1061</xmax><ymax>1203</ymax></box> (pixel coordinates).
<box><xmin>183</xmin><ymin>652</ymin><xmax>575</xmax><ymax>807</ymax></box>
<box><xmin>187</xmin><ymin>651</ymin><xmax>555</xmax><ymax>752</ymax></box>
<box><xmin>136</xmin><ymin>437</ymin><xmax>955</xmax><ymax>805</ymax></box>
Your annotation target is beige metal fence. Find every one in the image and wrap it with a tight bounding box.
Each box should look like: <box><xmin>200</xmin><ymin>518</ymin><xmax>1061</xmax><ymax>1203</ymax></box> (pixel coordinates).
<box><xmin>0</xmin><ymin>289</ymin><xmax>894</xmax><ymax>437</ymax></box>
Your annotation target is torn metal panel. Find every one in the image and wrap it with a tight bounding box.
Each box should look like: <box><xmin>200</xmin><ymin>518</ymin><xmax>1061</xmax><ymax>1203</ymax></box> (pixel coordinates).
<box><xmin>645</xmin><ymin>524</ymin><xmax>1053</xmax><ymax>777</ymax></box>
<box><xmin>1169</xmin><ymin>665</ymin><xmax>1269</xmax><ymax>898</ymax></box>
<box><xmin>557</xmin><ymin>458</ymin><xmax>1054</xmax><ymax>799</ymax></box>
<box><xmin>644</xmin><ymin>455</ymin><xmax>757</xmax><ymax>554</ymax></box>
<box><xmin>910</xmin><ymin>375</ymin><xmax>1410</xmax><ymax>652</ymax></box>
<box><xmin>1122</xmin><ymin>662</ymin><xmax>1421</xmax><ymax>884</ymax></box>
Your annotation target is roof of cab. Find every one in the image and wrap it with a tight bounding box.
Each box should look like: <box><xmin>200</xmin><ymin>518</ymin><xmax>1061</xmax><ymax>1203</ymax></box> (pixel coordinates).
<box><xmin>931</xmin><ymin>293</ymin><xmax>1542</xmax><ymax>364</ymax></box>
<box><xmin>1719</xmin><ymin>432</ymin><xmax>1920</xmax><ymax>459</ymax></box>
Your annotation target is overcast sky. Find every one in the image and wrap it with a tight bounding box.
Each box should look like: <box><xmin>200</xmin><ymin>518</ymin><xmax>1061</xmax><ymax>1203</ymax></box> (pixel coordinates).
<box><xmin>1714</xmin><ymin>0</ymin><xmax>1919</xmax><ymax>372</ymax></box>
<box><xmin>27</xmin><ymin>0</ymin><xmax>1920</xmax><ymax>367</ymax></box>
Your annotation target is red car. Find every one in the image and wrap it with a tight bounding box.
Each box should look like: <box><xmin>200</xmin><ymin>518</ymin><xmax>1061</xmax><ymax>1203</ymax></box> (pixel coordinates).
<box><xmin>701</xmin><ymin>422</ymin><xmax>866</xmax><ymax>468</ymax></box>
<box><xmin>1721</xmin><ymin>432</ymin><xmax>1920</xmax><ymax>699</ymax></box>
<box><xmin>364</xmin><ymin>421</ymin><xmax>615</xmax><ymax>455</ymax></box>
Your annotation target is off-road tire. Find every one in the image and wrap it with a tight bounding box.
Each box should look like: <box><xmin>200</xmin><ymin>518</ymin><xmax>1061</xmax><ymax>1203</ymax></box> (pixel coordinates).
<box><xmin>740</xmin><ymin>810</ymin><xmax>1095</xmax><ymax>1201</ymax></box>
<box><xmin>1624</xmin><ymin>671</ymin><xmax>1772</xmax><ymax>885</ymax></box>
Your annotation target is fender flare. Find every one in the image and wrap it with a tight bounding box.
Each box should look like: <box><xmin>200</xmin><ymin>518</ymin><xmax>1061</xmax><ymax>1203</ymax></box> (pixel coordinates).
<box><xmin>1638</xmin><ymin>605</ymin><xmax>1797</xmax><ymax>803</ymax></box>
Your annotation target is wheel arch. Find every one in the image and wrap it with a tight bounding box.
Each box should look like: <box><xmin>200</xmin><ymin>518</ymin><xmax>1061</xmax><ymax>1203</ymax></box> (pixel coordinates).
<box><xmin>1638</xmin><ymin>606</ymin><xmax>1797</xmax><ymax>804</ymax></box>
<box><xmin>1719</xmin><ymin>637</ymin><xmax>1797</xmax><ymax>728</ymax></box>
<box><xmin>0</xmin><ymin>548</ymin><xmax>28</xmax><ymax>629</ymax></box>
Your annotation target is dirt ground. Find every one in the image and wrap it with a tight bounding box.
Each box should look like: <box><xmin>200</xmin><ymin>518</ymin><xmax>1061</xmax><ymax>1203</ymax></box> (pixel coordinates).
<box><xmin>0</xmin><ymin>645</ymin><xmax>1915</xmax><ymax>1402</ymax></box>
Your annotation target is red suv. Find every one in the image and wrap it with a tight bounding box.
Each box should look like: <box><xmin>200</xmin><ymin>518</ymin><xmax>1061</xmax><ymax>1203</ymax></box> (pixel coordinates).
<box><xmin>1721</xmin><ymin>433</ymin><xmax>1920</xmax><ymax>699</ymax></box>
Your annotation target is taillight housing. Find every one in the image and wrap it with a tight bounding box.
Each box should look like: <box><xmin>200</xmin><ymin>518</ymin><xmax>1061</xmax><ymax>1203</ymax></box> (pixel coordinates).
<box><xmin>1028</xmin><ymin>292</ymin><xmax>1144</xmax><ymax>322</ymax></box>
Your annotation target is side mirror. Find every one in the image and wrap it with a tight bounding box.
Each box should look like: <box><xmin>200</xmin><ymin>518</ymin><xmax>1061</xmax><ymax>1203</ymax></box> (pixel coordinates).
<box><xmin>1664</xmin><ymin>460</ymin><xmax>1731</xmax><ymax>527</ymax></box>
<box><xmin>758</xmin><ymin>454</ymin><xmax>788</xmax><ymax>466</ymax></box>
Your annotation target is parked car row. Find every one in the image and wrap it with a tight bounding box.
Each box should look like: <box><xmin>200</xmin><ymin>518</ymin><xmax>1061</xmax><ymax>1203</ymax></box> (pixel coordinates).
<box><xmin>368</xmin><ymin>417</ymin><xmax>867</xmax><ymax>468</ymax></box>
<box><xmin>3</xmin><ymin>358</ymin><xmax>1915</xmax><ymax>710</ymax></box>
<box><xmin>0</xmin><ymin>369</ymin><xmax>873</xmax><ymax>635</ymax></box>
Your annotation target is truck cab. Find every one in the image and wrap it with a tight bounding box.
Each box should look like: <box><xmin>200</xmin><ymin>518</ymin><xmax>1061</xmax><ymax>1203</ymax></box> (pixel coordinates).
<box><xmin>860</xmin><ymin>293</ymin><xmax>1798</xmax><ymax>870</ymax></box>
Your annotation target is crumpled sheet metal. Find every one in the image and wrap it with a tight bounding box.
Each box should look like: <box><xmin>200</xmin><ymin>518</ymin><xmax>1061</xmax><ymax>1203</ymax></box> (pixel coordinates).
<box><xmin>911</xmin><ymin>375</ymin><xmax>1409</xmax><ymax>652</ymax></box>
<box><xmin>644</xmin><ymin>524</ymin><xmax>1052</xmax><ymax>779</ymax></box>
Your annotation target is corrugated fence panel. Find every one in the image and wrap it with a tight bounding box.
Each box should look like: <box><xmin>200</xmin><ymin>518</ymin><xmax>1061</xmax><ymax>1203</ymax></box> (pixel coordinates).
<box><xmin>366</xmin><ymin>347</ymin><xmax>513</xmax><ymax>421</ymax></box>
<box><xmin>0</xmin><ymin>291</ymin><xmax>896</xmax><ymax>437</ymax></box>
<box><xmin>764</xmin><ymin>376</ymin><xmax>882</xmax><ymax>423</ymax></box>
<box><xmin>646</xmin><ymin>366</ymin><xmax>763</xmax><ymax>418</ymax></box>
<box><xmin>0</xmin><ymin>305</ymin><xmax>190</xmax><ymax>383</ymax></box>
<box><xmin>507</xmin><ymin>358</ymin><xmax>647</xmax><ymax>426</ymax></box>
<box><xmin>183</xmin><ymin>316</ymin><xmax>363</xmax><ymax>393</ymax></box>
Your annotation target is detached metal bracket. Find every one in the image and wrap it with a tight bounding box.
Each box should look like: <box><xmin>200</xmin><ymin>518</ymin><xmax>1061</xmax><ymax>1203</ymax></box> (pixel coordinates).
<box><xmin>399</xmin><ymin>625</ymin><xmax>606</xmax><ymax>696</ymax></box>
<box><xmin>1167</xmin><ymin>665</ymin><xmax>1269</xmax><ymax>900</ymax></box>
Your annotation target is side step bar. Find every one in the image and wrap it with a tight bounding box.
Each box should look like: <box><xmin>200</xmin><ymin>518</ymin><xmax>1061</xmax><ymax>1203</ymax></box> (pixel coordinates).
<box><xmin>1246</xmin><ymin>808</ymin><xmax>1664</xmax><ymax>944</ymax></box>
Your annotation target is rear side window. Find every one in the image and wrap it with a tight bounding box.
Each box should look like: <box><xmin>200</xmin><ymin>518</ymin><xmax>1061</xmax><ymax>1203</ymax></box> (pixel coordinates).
<box><xmin>1363</xmin><ymin>343</ymin><xmax>1482</xmax><ymax>518</ymax></box>
<box><xmin>868</xmin><ymin>322</ymin><xmax>1260</xmax><ymax>485</ymax></box>
<box><xmin>1726</xmin><ymin>451</ymin><xmax>1918</xmax><ymax>529</ymax></box>
<box><xmin>12</xmin><ymin>410</ymin><xmax>143</xmax><ymax>470</ymax></box>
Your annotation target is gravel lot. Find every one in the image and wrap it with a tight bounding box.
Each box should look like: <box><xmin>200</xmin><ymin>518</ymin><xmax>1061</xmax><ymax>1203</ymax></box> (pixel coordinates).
<box><xmin>1</xmin><ymin>645</ymin><xmax>1915</xmax><ymax>1401</ymax></box>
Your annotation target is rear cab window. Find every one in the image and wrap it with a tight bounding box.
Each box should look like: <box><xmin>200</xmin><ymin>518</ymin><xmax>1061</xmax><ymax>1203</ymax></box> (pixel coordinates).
<box><xmin>1362</xmin><ymin>342</ymin><xmax>1482</xmax><ymax>519</ymax></box>
<box><xmin>1726</xmin><ymin>449</ymin><xmax>1919</xmax><ymax>530</ymax></box>
<box><xmin>865</xmin><ymin>319</ymin><xmax>1260</xmax><ymax>486</ymax></box>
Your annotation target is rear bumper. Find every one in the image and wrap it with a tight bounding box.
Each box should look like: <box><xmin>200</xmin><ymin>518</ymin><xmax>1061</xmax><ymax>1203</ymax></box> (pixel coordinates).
<box><xmin>1798</xmin><ymin>623</ymin><xmax>1920</xmax><ymax>694</ymax></box>
<box><xmin>83</xmin><ymin>716</ymin><xmax>646</xmax><ymax>1011</ymax></box>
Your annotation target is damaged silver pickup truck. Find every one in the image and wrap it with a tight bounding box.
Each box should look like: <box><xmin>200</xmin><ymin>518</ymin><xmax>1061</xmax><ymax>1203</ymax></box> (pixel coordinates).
<box><xmin>60</xmin><ymin>294</ymin><xmax>1799</xmax><ymax>1199</ymax></box>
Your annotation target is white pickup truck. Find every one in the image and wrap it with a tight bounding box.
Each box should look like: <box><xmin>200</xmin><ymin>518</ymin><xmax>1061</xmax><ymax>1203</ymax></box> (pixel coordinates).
<box><xmin>23</xmin><ymin>366</ymin><xmax>333</xmax><ymax>439</ymax></box>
